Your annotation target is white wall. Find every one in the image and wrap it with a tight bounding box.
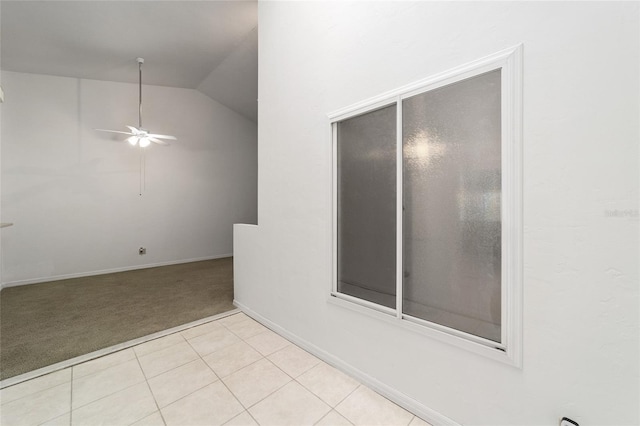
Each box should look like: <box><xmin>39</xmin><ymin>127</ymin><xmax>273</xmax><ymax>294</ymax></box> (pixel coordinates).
<box><xmin>1</xmin><ymin>71</ymin><xmax>257</xmax><ymax>285</ymax></box>
<box><xmin>234</xmin><ymin>2</ymin><xmax>639</xmax><ymax>425</ymax></box>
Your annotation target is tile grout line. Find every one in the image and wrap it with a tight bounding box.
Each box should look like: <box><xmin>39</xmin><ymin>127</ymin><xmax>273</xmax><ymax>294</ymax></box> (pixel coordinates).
<box><xmin>133</xmin><ymin>350</ymin><xmax>167</xmax><ymax>426</ymax></box>
<box><xmin>0</xmin><ymin>370</ymin><xmax>69</xmax><ymax>404</ymax></box>
<box><xmin>68</xmin><ymin>351</ymin><xmax>158</xmax><ymax>414</ymax></box>
<box><xmin>240</xmin><ymin>353</ymin><xmax>337</xmax><ymax>425</ymax></box>
<box><xmin>334</xmin><ymin>384</ymin><xmax>362</xmax><ymax>409</ymax></box>
<box><xmin>219</xmin><ymin>320</ymin><xmax>337</xmax><ymax>418</ymax></box>
<box><xmin>182</xmin><ymin>332</ymin><xmax>254</xmax><ymax>424</ymax></box>
<box><xmin>220</xmin><ymin>317</ymin><xmax>272</xmax><ymax>341</ymax></box>
<box><xmin>233</xmin><ymin>355</ymin><xmax>296</xmax><ymax>412</ymax></box>
<box><xmin>136</xmin><ymin>336</ymin><xmax>205</xmax><ymax>381</ymax></box>
<box><xmin>69</xmin><ymin>380</ymin><xmax>146</xmax><ymax>413</ymax></box>
<box><xmin>134</xmin><ymin>333</ymin><xmax>188</xmax><ymax>361</ymax></box>
<box><xmin>290</xmin><ymin>360</ymin><xmax>360</xmax><ymax>411</ymax></box>
<box><xmin>223</xmin><ymin>410</ymin><xmax>260</xmax><ymax>426</ymax></box>
<box><xmin>69</xmin><ymin>367</ymin><xmax>74</xmax><ymax>426</ymax></box>
<box><xmin>71</xmin><ymin>350</ymin><xmax>136</xmax><ymax>381</ymax></box>
<box><xmin>0</xmin><ymin>377</ymin><xmax>74</xmax><ymax>424</ymax></box>
<box><xmin>185</xmin><ymin>318</ymin><xmax>294</xmax><ymax>415</ymax></box>
<box><xmin>312</xmin><ymin>409</ymin><xmax>355</xmax><ymax>426</ymax></box>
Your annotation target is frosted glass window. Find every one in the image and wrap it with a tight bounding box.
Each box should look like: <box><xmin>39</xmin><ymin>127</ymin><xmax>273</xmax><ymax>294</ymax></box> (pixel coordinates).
<box><xmin>402</xmin><ymin>70</ymin><xmax>502</xmax><ymax>342</ymax></box>
<box><xmin>331</xmin><ymin>47</ymin><xmax>523</xmax><ymax>363</ymax></box>
<box><xmin>337</xmin><ymin>105</ymin><xmax>397</xmax><ymax>308</ymax></box>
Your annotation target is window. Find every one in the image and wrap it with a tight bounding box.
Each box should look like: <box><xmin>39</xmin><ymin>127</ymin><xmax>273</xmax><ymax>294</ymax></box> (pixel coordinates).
<box><xmin>330</xmin><ymin>46</ymin><xmax>522</xmax><ymax>366</ymax></box>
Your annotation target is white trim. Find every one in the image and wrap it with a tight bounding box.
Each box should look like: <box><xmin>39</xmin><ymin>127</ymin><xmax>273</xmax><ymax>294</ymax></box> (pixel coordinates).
<box><xmin>235</xmin><ymin>301</ymin><xmax>460</xmax><ymax>426</ymax></box>
<box><xmin>502</xmin><ymin>43</ymin><xmax>524</xmax><ymax>368</ymax></box>
<box><xmin>402</xmin><ymin>313</ymin><xmax>505</xmax><ymax>351</ymax></box>
<box><xmin>329</xmin><ymin>45</ymin><xmax>524</xmax><ymax>367</ymax></box>
<box><xmin>328</xmin><ymin>295</ymin><xmax>514</xmax><ymax>366</ymax></box>
<box><xmin>332</xmin><ymin>123</ymin><xmax>339</xmax><ymax>294</ymax></box>
<box><xmin>328</xmin><ymin>45</ymin><xmax>521</xmax><ymax>124</ymax></box>
<box><xmin>330</xmin><ymin>292</ymin><xmax>396</xmax><ymax>316</ymax></box>
<box><xmin>395</xmin><ymin>95</ymin><xmax>404</xmax><ymax>318</ymax></box>
<box><xmin>328</xmin><ymin>96</ymin><xmax>397</xmax><ymax>124</ymax></box>
<box><xmin>0</xmin><ymin>253</ymin><xmax>233</xmax><ymax>289</ymax></box>
<box><xmin>0</xmin><ymin>309</ymin><xmax>241</xmax><ymax>389</ymax></box>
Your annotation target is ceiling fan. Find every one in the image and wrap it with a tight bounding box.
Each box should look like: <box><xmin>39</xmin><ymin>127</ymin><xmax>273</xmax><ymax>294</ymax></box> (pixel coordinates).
<box><xmin>95</xmin><ymin>57</ymin><xmax>176</xmax><ymax>147</ymax></box>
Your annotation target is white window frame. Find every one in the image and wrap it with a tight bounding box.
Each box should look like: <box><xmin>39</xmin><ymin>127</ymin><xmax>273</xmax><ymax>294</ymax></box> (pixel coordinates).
<box><xmin>329</xmin><ymin>45</ymin><xmax>523</xmax><ymax>367</ymax></box>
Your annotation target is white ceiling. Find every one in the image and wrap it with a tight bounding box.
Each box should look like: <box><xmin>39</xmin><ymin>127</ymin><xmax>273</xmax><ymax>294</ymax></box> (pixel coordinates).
<box><xmin>0</xmin><ymin>1</ymin><xmax>258</xmax><ymax>121</ymax></box>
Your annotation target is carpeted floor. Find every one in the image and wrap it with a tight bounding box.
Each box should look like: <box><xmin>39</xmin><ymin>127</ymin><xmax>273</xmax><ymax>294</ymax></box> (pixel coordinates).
<box><xmin>0</xmin><ymin>257</ymin><xmax>234</xmax><ymax>380</ymax></box>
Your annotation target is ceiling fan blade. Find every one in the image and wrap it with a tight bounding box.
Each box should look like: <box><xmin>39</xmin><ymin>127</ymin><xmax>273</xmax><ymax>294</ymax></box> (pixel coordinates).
<box><xmin>126</xmin><ymin>125</ymin><xmax>140</xmax><ymax>134</ymax></box>
<box><xmin>147</xmin><ymin>133</ymin><xmax>177</xmax><ymax>140</ymax></box>
<box><xmin>148</xmin><ymin>137</ymin><xmax>169</xmax><ymax>146</ymax></box>
<box><xmin>95</xmin><ymin>129</ymin><xmax>134</xmax><ymax>136</ymax></box>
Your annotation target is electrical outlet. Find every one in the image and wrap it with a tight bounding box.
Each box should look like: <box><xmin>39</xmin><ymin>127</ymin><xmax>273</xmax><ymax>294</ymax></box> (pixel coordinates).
<box><xmin>560</xmin><ymin>417</ymin><xmax>579</xmax><ymax>426</ymax></box>
<box><xmin>139</xmin><ymin>247</ymin><xmax>146</xmax><ymax>255</ymax></box>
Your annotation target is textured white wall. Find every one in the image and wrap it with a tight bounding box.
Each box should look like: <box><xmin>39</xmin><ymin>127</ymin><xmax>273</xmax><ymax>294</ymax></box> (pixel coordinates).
<box><xmin>1</xmin><ymin>71</ymin><xmax>257</xmax><ymax>285</ymax></box>
<box><xmin>235</xmin><ymin>2</ymin><xmax>639</xmax><ymax>425</ymax></box>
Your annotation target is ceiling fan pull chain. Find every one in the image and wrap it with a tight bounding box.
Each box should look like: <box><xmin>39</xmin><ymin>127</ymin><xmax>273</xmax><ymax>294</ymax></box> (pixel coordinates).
<box><xmin>143</xmin><ymin>146</ymin><xmax>146</xmax><ymax>194</ymax></box>
<box><xmin>139</xmin><ymin>145</ymin><xmax>145</xmax><ymax>196</ymax></box>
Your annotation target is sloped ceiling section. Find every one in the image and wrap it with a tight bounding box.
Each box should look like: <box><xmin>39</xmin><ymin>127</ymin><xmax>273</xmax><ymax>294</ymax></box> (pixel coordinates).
<box><xmin>198</xmin><ymin>27</ymin><xmax>258</xmax><ymax>122</ymax></box>
<box><xmin>0</xmin><ymin>1</ymin><xmax>258</xmax><ymax>122</ymax></box>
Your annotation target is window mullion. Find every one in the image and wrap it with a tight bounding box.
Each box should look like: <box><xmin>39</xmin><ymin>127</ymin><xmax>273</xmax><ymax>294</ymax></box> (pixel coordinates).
<box><xmin>395</xmin><ymin>96</ymin><xmax>403</xmax><ymax>318</ymax></box>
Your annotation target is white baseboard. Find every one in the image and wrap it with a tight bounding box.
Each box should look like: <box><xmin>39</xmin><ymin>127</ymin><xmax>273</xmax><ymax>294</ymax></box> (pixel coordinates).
<box><xmin>0</xmin><ymin>254</ymin><xmax>233</xmax><ymax>290</ymax></box>
<box><xmin>234</xmin><ymin>300</ymin><xmax>460</xmax><ymax>426</ymax></box>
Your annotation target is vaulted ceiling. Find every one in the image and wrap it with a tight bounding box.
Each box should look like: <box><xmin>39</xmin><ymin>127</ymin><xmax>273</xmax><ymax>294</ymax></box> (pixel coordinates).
<box><xmin>0</xmin><ymin>1</ymin><xmax>258</xmax><ymax>122</ymax></box>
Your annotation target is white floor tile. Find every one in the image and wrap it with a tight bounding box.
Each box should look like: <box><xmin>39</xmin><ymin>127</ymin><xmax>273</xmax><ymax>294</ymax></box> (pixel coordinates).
<box><xmin>71</xmin><ymin>382</ymin><xmax>157</xmax><ymax>426</ymax></box>
<box><xmin>202</xmin><ymin>341</ymin><xmax>263</xmax><ymax>378</ymax></box>
<box><xmin>72</xmin><ymin>348</ymin><xmax>136</xmax><ymax>379</ymax></box>
<box><xmin>2</xmin><ymin>314</ymin><xmax>426</xmax><ymax>426</ymax></box>
<box><xmin>297</xmin><ymin>362</ymin><xmax>359</xmax><ymax>407</ymax></box>
<box><xmin>217</xmin><ymin>313</ymin><xmax>250</xmax><ymax>327</ymax></box>
<box><xmin>249</xmin><ymin>381</ymin><xmax>330</xmax><ymax>426</ymax></box>
<box><xmin>0</xmin><ymin>382</ymin><xmax>71</xmax><ymax>426</ymax></box>
<box><xmin>335</xmin><ymin>386</ymin><xmax>414</xmax><ymax>426</ymax></box>
<box><xmin>134</xmin><ymin>333</ymin><xmax>185</xmax><ymax>358</ymax></box>
<box><xmin>409</xmin><ymin>416</ymin><xmax>434</xmax><ymax>426</ymax></box>
<box><xmin>72</xmin><ymin>359</ymin><xmax>146</xmax><ymax>409</ymax></box>
<box><xmin>223</xmin><ymin>318</ymin><xmax>268</xmax><ymax>340</ymax></box>
<box><xmin>268</xmin><ymin>345</ymin><xmax>320</xmax><ymax>378</ymax></box>
<box><xmin>223</xmin><ymin>411</ymin><xmax>258</xmax><ymax>426</ymax></box>
<box><xmin>148</xmin><ymin>359</ymin><xmax>218</xmax><ymax>408</ymax></box>
<box><xmin>161</xmin><ymin>381</ymin><xmax>244</xmax><ymax>426</ymax></box>
<box><xmin>222</xmin><ymin>358</ymin><xmax>291</xmax><ymax>408</ymax></box>
<box><xmin>131</xmin><ymin>411</ymin><xmax>166</xmax><ymax>426</ymax></box>
<box><xmin>180</xmin><ymin>320</ymin><xmax>225</xmax><ymax>340</ymax></box>
<box><xmin>315</xmin><ymin>410</ymin><xmax>354</xmax><ymax>426</ymax></box>
<box><xmin>186</xmin><ymin>327</ymin><xmax>241</xmax><ymax>357</ymax></box>
<box><xmin>0</xmin><ymin>369</ymin><xmax>71</xmax><ymax>405</ymax></box>
<box><xmin>41</xmin><ymin>412</ymin><xmax>71</xmax><ymax>426</ymax></box>
<box><xmin>137</xmin><ymin>341</ymin><xmax>199</xmax><ymax>379</ymax></box>
<box><xmin>244</xmin><ymin>330</ymin><xmax>291</xmax><ymax>356</ymax></box>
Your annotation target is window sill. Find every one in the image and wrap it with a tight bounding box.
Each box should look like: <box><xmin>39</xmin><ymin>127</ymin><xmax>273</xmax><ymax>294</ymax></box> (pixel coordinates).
<box><xmin>327</xmin><ymin>292</ymin><xmax>521</xmax><ymax>368</ymax></box>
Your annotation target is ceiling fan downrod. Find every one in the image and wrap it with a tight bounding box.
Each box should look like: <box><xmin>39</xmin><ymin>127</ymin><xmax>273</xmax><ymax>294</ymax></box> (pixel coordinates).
<box><xmin>137</xmin><ymin>57</ymin><xmax>144</xmax><ymax>129</ymax></box>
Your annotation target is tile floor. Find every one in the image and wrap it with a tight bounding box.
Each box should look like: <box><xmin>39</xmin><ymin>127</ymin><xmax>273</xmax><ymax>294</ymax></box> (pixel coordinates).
<box><xmin>0</xmin><ymin>313</ymin><xmax>432</xmax><ymax>426</ymax></box>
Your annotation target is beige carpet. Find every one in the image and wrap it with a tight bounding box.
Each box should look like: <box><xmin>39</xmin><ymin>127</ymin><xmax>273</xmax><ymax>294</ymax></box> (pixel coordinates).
<box><xmin>0</xmin><ymin>257</ymin><xmax>234</xmax><ymax>380</ymax></box>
